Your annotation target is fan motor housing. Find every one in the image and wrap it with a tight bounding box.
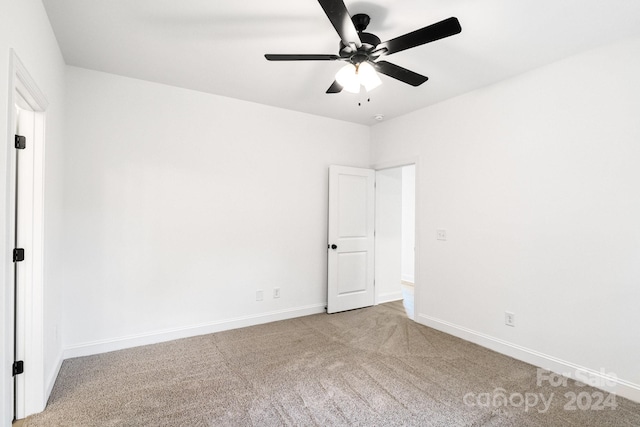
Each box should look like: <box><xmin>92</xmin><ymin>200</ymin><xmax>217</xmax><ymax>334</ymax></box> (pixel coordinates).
<box><xmin>338</xmin><ymin>13</ymin><xmax>381</xmax><ymax>63</ymax></box>
<box><xmin>339</xmin><ymin>32</ymin><xmax>381</xmax><ymax>62</ymax></box>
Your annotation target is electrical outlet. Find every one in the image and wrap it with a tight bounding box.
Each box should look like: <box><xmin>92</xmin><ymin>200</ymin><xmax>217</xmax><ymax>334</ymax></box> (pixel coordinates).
<box><xmin>273</xmin><ymin>288</ymin><xmax>280</xmax><ymax>299</ymax></box>
<box><xmin>256</xmin><ymin>290</ymin><xmax>263</xmax><ymax>301</ymax></box>
<box><xmin>505</xmin><ymin>311</ymin><xmax>515</xmax><ymax>327</ymax></box>
<box><xmin>436</xmin><ymin>229</ymin><xmax>447</xmax><ymax>241</ymax></box>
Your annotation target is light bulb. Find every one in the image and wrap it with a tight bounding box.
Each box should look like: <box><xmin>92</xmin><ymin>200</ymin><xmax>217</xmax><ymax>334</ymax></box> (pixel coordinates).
<box><xmin>335</xmin><ymin>64</ymin><xmax>360</xmax><ymax>94</ymax></box>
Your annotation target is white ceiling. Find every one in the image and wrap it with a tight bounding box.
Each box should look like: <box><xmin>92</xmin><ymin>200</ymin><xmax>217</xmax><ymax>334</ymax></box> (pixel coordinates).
<box><xmin>42</xmin><ymin>0</ymin><xmax>640</xmax><ymax>126</ymax></box>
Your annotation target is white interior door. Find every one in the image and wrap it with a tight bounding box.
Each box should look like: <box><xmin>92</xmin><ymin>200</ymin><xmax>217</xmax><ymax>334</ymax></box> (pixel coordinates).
<box><xmin>327</xmin><ymin>165</ymin><xmax>375</xmax><ymax>314</ymax></box>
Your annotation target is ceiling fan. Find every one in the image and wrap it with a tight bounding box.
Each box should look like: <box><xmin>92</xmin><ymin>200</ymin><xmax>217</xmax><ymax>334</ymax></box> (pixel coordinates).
<box><xmin>265</xmin><ymin>0</ymin><xmax>462</xmax><ymax>94</ymax></box>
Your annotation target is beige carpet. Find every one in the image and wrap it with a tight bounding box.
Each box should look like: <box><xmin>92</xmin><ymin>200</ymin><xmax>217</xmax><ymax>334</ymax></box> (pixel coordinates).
<box><xmin>24</xmin><ymin>302</ymin><xmax>640</xmax><ymax>426</ymax></box>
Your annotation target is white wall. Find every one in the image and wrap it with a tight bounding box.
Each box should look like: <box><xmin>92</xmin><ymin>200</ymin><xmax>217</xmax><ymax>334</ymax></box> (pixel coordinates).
<box><xmin>401</xmin><ymin>165</ymin><xmax>415</xmax><ymax>283</ymax></box>
<box><xmin>371</xmin><ymin>36</ymin><xmax>640</xmax><ymax>402</ymax></box>
<box><xmin>0</xmin><ymin>0</ymin><xmax>66</xmax><ymax>422</ymax></box>
<box><xmin>374</xmin><ymin>167</ymin><xmax>403</xmax><ymax>303</ymax></box>
<box><xmin>62</xmin><ymin>67</ymin><xmax>370</xmax><ymax>354</ymax></box>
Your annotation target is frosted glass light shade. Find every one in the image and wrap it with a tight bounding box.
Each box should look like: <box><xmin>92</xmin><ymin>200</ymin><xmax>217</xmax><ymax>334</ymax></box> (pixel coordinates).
<box><xmin>335</xmin><ymin>64</ymin><xmax>361</xmax><ymax>93</ymax></box>
<box><xmin>357</xmin><ymin>62</ymin><xmax>382</xmax><ymax>91</ymax></box>
<box><xmin>335</xmin><ymin>62</ymin><xmax>382</xmax><ymax>93</ymax></box>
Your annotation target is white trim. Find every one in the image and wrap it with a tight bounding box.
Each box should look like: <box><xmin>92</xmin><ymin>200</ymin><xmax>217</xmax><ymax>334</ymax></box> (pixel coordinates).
<box><xmin>401</xmin><ymin>275</ymin><xmax>414</xmax><ymax>284</ymax></box>
<box><xmin>3</xmin><ymin>50</ymin><xmax>49</xmax><ymax>420</ymax></box>
<box><xmin>377</xmin><ymin>291</ymin><xmax>403</xmax><ymax>304</ymax></box>
<box><xmin>371</xmin><ymin>157</ymin><xmax>419</xmax><ymax>172</ymax></box>
<box><xmin>28</xmin><ymin>106</ymin><xmax>46</xmax><ymax>414</ymax></box>
<box><xmin>45</xmin><ymin>350</ymin><xmax>63</xmax><ymax>401</ymax></box>
<box><xmin>12</xmin><ymin>55</ymin><xmax>49</xmax><ymax>111</ymax></box>
<box><xmin>64</xmin><ymin>304</ymin><xmax>326</xmax><ymax>360</ymax></box>
<box><xmin>417</xmin><ymin>313</ymin><xmax>640</xmax><ymax>404</ymax></box>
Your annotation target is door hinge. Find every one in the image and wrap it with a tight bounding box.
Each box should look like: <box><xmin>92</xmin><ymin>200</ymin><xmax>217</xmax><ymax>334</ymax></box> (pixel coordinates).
<box><xmin>12</xmin><ymin>361</ymin><xmax>24</xmax><ymax>376</ymax></box>
<box><xmin>13</xmin><ymin>248</ymin><xmax>25</xmax><ymax>262</ymax></box>
<box><xmin>15</xmin><ymin>135</ymin><xmax>26</xmax><ymax>150</ymax></box>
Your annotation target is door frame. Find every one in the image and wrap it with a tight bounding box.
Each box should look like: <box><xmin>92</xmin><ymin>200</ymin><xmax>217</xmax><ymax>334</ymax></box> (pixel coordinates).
<box><xmin>3</xmin><ymin>49</ymin><xmax>48</xmax><ymax>421</ymax></box>
<box><xmin>372</xmin><ymin>157</ymin><xmax>420</xmax><ymax>317</ymax></box>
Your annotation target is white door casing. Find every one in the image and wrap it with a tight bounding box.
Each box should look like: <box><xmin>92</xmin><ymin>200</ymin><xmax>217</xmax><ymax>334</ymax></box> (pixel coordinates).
<box><xmin>3</xmin><ymin>50</ymin><xmax>48</xmax><ymax>421</ymax></box>
<box><xmin>14</xmin><ymin>103</ymin><xmax>36</xmax><ymax>420</ymax></box>
<box><xmin>327</xmin><ymin>165</ymin><xmax>375</xmax><ymax>314</ymax></box>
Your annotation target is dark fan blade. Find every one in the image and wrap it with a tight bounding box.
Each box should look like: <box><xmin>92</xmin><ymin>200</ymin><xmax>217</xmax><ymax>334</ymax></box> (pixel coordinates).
<box><xmin>377</xmin><ymin>17</ymin><xmax>461</xmax><ymax>56</ymax></box>
<box><xmin>372</xmin><ymin>61</ymin><xmax>428</xmax><ymax>86</ymax></box>
<box><xmin>326</xmin><ymin>80</ymin><xmax>343</xmax><ymax>93</ymax></box>
<box><xmin>317</xmin><ymin>0</ymin><xmax>362</xmax><ymax>48</ymax></box>
<box><xmin>265</xmin><ymin>54</ymin><xmax>339</xmax><ymax>61</ymax></box>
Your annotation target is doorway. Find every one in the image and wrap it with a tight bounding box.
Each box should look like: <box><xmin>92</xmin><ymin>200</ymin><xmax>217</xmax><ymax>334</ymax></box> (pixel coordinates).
<box><xmin>326</xmin><ymin>162</ymin><xmax>418</xmax><ymax>317</ymax></box>
<box><xmin>374</xmin><ymin>164</ymin><xmax>416</xmax><ymax>319</ymax></box>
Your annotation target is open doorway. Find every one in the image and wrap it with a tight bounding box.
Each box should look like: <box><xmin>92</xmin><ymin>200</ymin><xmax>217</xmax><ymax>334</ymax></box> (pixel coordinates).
<box><xmin>375</xmin><ymin>164</ymin><xmax>416</xmax><ymax>319</ymax></box>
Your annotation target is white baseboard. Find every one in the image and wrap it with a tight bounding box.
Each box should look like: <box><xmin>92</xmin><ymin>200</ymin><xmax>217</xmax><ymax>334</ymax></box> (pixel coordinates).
<box><xmin>417</xmin><ymin>313</ymin><xmax>640</xmax><ymax>404</ymax></box>
<box><xmin>377</xmin><ymin>291</ymin><xmax>403</xmax><ymax>304</ymax></box>
<box><xmin>401</xmin><ymin>274</ymin><xmax>414</xmax><ymax>283</ymax></box>
<box><xmin>45</xmin><ymin>349</ymin><xmax>64</xmax><ymax>402</ymax></box>
<box><xmin>63</xmin><ymin>304</ymin><xmax>326</xmax><ymax>360</ymax></box>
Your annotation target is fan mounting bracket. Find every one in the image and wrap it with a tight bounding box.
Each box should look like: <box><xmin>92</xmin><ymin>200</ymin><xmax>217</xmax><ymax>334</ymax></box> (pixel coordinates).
<box><xmin>351</xmin><ymin>13</ymin><xmax>371</xmax><ymax>32</ymax></box>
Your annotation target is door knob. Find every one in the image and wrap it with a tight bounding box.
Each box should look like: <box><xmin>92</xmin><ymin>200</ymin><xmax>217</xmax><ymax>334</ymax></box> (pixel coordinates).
<box><xmin>331</xmin><ymin>244</ymin><xmax>338</xmax><ymax>250</ymax></box>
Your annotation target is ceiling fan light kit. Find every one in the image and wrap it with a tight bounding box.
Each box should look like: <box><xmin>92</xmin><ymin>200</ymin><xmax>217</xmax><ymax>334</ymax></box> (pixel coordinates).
<box><xmin>265</xmin><ymin>0</ymin><xmax>462</xmax><ymax>95</ymax></box>
<box><xmin>335</xmin><ymin>62</ymin><xmax>382</xmax><ymax>93</ymax></box>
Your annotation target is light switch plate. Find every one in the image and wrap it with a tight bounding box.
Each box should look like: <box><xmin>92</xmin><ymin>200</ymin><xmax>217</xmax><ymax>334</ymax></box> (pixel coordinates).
<box><xmin>505</xmin><ymin>311</ymin><xmax>515</xmax><ymax>327</ymax></box>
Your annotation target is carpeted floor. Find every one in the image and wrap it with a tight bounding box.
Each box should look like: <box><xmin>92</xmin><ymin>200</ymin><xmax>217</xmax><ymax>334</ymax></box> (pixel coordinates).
<box><xmin>24</xmin><ymin>302</ymin><xmax>640</xmax><ymax>426</ymax></box>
